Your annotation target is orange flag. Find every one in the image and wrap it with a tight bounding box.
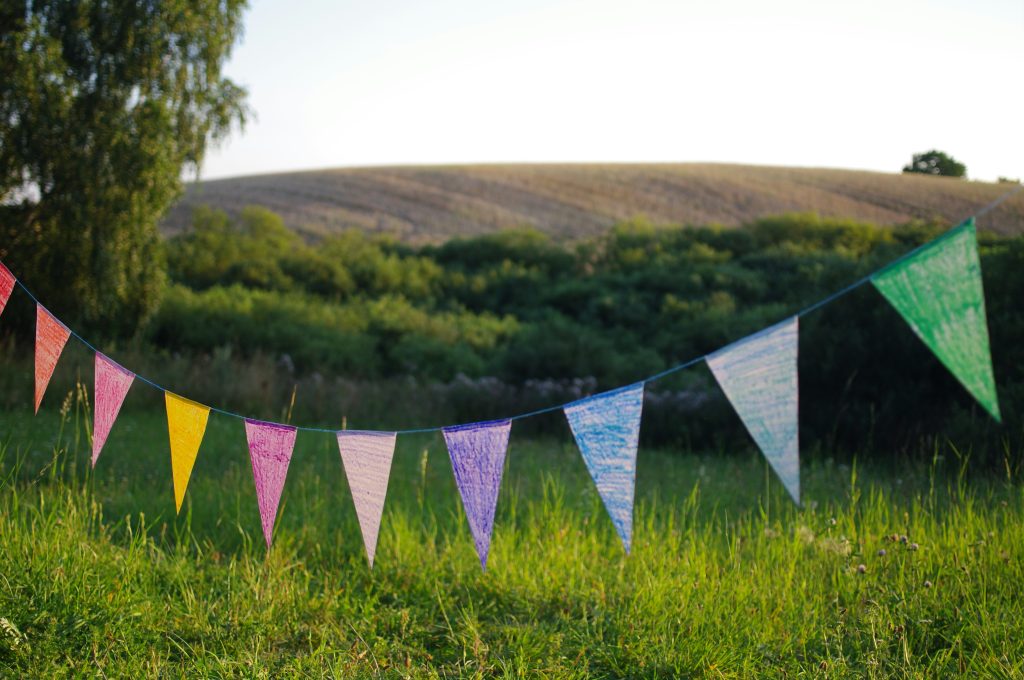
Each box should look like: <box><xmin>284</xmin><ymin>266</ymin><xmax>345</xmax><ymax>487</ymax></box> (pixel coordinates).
<box><xmin>35</xmin><ymin>305</ymin><xmax>71</xmax><ymax>413</ymax></box>
<box><xmin>0</xmin><ymin>262</ymin><xmax>14</xmax><ymax>318</ymax></box>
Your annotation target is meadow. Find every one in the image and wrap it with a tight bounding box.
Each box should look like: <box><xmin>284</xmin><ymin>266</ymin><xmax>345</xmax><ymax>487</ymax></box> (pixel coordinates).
<box><xmin>0</xmin><ymin>210</ymin><xmax>1022</xmax><ymax>677</ymax></box>
<box><xmin>0</xmin><ymin>387</ymin><xmax>1022</xmax><ymax>677</ymax></box>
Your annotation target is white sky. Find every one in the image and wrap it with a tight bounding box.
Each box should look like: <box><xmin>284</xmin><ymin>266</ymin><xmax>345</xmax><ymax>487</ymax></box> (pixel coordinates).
<box><xmin>199</xmin><ymin>0</ymin><xmax>1024</xmax><ymax>182</ymax></box>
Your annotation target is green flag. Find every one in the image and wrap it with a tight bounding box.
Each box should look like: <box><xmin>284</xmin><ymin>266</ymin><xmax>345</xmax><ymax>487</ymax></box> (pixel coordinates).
<box><xmin>872</xmin><ymin>219</ymin><xmax>1000</xmax><ymax>421</ymax></box>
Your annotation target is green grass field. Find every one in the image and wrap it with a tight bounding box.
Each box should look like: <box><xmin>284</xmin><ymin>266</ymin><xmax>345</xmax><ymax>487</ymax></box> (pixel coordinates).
<box><xmin>1</xmin><ymin>389</ymin><xmax>1022</xmax><ymax>677</ymax></box>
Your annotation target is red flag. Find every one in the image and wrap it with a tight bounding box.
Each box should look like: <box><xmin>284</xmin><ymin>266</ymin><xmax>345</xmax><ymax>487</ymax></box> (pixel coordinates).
<box><xmin>35</xmin><ymin>305</ymin><xmax>71</xmax><ymax>413</ymax></box>
<box><xmin>0</xmin><ymin>263</ymin><xmax>14</xmax><ymax>318</ymax></box>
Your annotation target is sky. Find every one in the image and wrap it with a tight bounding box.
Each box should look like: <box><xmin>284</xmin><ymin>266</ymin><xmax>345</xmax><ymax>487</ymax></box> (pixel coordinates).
<box><xmin>199</xmin><ymin>0</ymin><xmax>1024</xmax><ymax>182</ymax></box>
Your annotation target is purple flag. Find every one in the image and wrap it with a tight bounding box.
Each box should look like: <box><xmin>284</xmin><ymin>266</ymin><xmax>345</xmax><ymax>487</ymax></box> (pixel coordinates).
<box><xmin>337</xmin><ymin>430</ymin><xmax>397</xmax><ymax>567</ymax></box>
<box><xmin>92</xmin><ymin>353</ymin><xmax>134</xmax><ymax>466</ymax></box>
<box><xmin>443</xmin><ymin>419</ymin><xmax>511</xmax><ymax>570</ymax></box>
<box><xmin>245</xmin><ymin>419</ymin><xmax>297</xmax><ymax>548</ymax></box>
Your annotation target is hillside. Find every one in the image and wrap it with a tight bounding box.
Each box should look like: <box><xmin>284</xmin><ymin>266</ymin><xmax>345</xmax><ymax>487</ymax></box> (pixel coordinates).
<box><xmin>164</xmin><ymin>163</ymin><xmax>1024</xmax><ymax>241</ymax></box>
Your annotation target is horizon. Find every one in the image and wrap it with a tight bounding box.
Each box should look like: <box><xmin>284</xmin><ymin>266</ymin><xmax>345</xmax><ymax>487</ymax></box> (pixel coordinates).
<box><xmin>188</xmin><ymin>159</ymin><xmax>1017</xmax><ymax>185</ymax></box>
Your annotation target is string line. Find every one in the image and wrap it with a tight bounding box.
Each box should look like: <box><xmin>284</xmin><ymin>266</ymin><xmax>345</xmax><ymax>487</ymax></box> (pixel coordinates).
<box><xmin>8</xmin><ymin>183</ymin><xmax>1023</xmax><ymax>436</ymax></box>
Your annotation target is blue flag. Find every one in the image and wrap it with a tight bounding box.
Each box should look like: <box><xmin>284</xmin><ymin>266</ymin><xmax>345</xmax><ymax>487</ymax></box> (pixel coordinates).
<box><xmin>706</xmin><ymin>317</ymin><xmax>800</xmax><ymax>504</ymax></box>
<box><xmin>564</xmin><ymin>383</ymin><xmax>644</xmax><ymax>553</ymax></box>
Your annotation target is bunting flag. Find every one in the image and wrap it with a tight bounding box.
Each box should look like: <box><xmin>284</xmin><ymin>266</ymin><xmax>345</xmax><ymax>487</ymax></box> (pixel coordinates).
<box><xmin>92</xmin><ymin>353</ymin><xmax>134</xmax><ymax>466</ymax></box>
<box><xmin>165</xmin><ymin>392</ymin><xmax>211</xmax><ymax>512</ymax></box>
<box><xmin>564</xmin><ymin>383</ymin><xmax>644</xmax><ymax>554</ymax></box>
<box><xmin>706</xmin><ymin>317</ymin><xmax>800</xmax><ymax>504</ymax></box>
<box><xmin>0</xmin><ymin>263</ymin><xmax>14</xmax><ymax>318</ymax></box>
<box><xmin>872</xmin><ymin>219</ymin><xmax>1001</xmax><ymax>421</ymax></box>
<box><xmin>337</xmin><ymin>430</ymin><xmax>397</xmax><ymax>567</ymax></box>
<box><xmin>246</xmin><ymin>419</ymin><xmax>298</xmax><ymax>548</ymax></box>
<box><xmin>443</xmin><ymin>419</ymin><xmax>511</xmax><ymax>570</ymax></box>
<box><xmin>35</xmin><ymin>304</ymin><xmax>71</xmax><ymax>414</ymax></box>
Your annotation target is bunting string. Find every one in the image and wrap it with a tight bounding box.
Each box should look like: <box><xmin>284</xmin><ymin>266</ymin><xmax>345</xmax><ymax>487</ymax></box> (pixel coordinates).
<box><xmin>0</xmin><ymin>183</ymin><xmax>1019</xmax><ymax>435</ymax></box>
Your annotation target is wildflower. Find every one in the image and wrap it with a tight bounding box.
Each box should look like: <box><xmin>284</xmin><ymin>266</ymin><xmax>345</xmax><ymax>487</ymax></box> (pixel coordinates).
<box><xmin>857</xmin><ymin>564</ymin><xmax>866</xmax><ymax>574</ymax></box>
<box><xmin>900</xmin><ymin>535</ymin><xmax>908</xmax><ymax>544</ymax></box>
<box><xmin>828</xmin><ymin>518</ymin><xmax>837</xmax><ymax>526</ymax></box>
<box><xmin>924</xmin><ymin>580</ymin><xmax>932</xmax><ymax>588</ymax></box>
<box><xmin>877</xmin><ymin>549</ymin><xmax>886</xmax><ymax>557</ymax></box>
<box><xmin>909</xmin><ymin>543</ymin><xmax>919</xmax><ymax>551</ymax></box>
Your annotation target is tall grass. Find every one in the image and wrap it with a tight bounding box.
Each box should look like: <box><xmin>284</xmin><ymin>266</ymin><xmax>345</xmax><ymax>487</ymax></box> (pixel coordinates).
<box><xmin>0</xmin><ymin>385</ymin><xmax>1022</xmax><ymax>676</ymax></box>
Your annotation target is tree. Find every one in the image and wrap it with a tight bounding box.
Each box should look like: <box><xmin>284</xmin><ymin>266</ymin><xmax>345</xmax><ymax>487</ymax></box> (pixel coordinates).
<box><xmin>0</xmin><ymin>1</ymin><xmax>249</xmax><ymax>337</ymax></box>
<box><xmin>902</xmin><ymin>150</ymin><xmax>967</xmax><ymax>178</ymax></box>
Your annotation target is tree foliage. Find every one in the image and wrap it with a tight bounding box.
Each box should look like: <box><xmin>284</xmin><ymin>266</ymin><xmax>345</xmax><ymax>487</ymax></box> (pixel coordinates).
<box><xmin>155</xmin><ymin>208</ymin><xmax>1024</xmax><ymax>459</ymax></box>
<box><xmin>902</xmin><ymin>150</ymin><xmax>967</xmax><ymax>178</ymax></box>
<box><xmin>0</xmin><ymin>0</ymin><xmax>248</xmax><ymax>337</ymax></box>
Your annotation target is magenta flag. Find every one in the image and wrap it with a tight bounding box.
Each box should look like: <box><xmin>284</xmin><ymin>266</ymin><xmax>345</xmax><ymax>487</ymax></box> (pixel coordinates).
<box><xmin>337</xmin><ymin>431</ymin><xmax>397</xmax><ymax>568</ymax></box>
<box><xmin>245</xmin><ymin>419</ymin><xmax>297</xmax><ymax>548</ymax></box>
<box><xmin>443</xmin><ymin>419</ymin><xmax>511</xmax><ymax>570</ymax></box>
<box><xmin>0</xmin><ymin>262</ymin><xmax>14</xmax><ymax>318</ymax></box>
<box><xmin>92</xmin><ymin>353</ymin><xmax>134</xmax><ymax>466</ymax></box>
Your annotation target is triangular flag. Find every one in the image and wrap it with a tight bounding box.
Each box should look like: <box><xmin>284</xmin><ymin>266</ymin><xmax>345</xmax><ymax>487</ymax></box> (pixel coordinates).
<box><xmin>872</xmin><ymin>219</ymin><xmax>1001</xmax><ymax>421</ymax></box>
<box><xmin>165</xmin><ymin>392</ymin><xmax>210</xmax><ymax>513</ymax></box>
<box><xmin>707</xmin><ymin>317</ymin><xmax>800</xmax><ymax>504</ymax></box>
<box><xmin>337</xmin><ymin>430</ymin><xmax>397</xmax><ymax>567</ymax></box>
<box><xmin>92</xmin><ymin>353</ymin><xmax>134</xmax><ymax>466</ymax></box>
<box><xmin>245</xmin><ymin>419</ymin><xmax>297</xmax><ymax>548</ymax></box>
<box><xmin>35</xmin><ymin>304</ymin><xmax>71</xmax><ymax>413</ymax></box>
<box><xmin>564</xmin><ymin>383</ymin><xmax>644</xmax><ymax>554</ymax></box>
<box><xmin>0</xmin><ymin>263</ymin><xmax>14</xmax><ymax>318</ymax></box>
<box><xmin>443</xmin><ymin>419</ymin><xmax>511</xmax><ymax>570</ymax></box>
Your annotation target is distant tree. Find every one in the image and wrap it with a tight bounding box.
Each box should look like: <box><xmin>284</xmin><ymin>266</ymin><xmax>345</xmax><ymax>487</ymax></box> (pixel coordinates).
<box><xmin>902</xmin><ymin>150</ymin><xmax>967</xmax><ymax>178</ymax></box>
<box><xmin>0</xmin><ymin>1</ymin><xmax>249</xmax><ymax>337</ymax></box>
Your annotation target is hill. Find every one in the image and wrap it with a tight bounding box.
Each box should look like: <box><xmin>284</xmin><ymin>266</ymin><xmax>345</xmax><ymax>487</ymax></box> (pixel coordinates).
<box><xmin>164</xmin><ymin>163</ymin><xmax>1024</xmax><ymax>241</ymax></box>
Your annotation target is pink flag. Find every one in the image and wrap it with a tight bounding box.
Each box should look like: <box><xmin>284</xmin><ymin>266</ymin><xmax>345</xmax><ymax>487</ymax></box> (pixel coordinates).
<box><xmin>92</xmin><ymin>353</ymin><xmax>134</xmax><ymax>466</ymax></box>
<box><xmin>245</xmin><ymin>419</ymin><xmax>297</xmax><ymax>548</ymax></box>
<box><xmin>0</xmin><ymin>262</ymin><xmax>14</xmax><ymax>318</ymax></box>
<box><xmin>337</xmin><ymin>431</ymin><xmax>397</xmax><ymax>567</ymax></box>
<box><xmin>35</xmin><ymin>305</ymin><xmax>71</xmax><ymax>413</ymax></box>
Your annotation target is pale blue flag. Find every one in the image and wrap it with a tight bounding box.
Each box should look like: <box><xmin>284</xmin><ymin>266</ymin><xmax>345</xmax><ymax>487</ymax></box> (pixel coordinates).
<box><xmin>564</xmin><ymin>383</ymin><xmax>644</xmax><ymax>553</ymax></box>
<box><xmin>706</xmin><ymin>317</ymin><xmax>800</xmax><ymax>504</ymax></box>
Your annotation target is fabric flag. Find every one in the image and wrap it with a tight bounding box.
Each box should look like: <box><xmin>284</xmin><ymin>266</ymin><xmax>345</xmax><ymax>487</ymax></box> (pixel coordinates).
<box><xmin>92</xmin><ymin>353</ymin><xmax>134</xmax><ymax>466</ymax></box>
<box><xmin>706</xmin><ymin>317</ymin><xmax>800</xmax><ymax>504</ymax></box>
<box><xmin>0</xmin><ymin>263</ymin><xmax>14</xmax><ymax>318</ymax></box>
<box><xmin>165</xmin><ymin>392</ymin><xmax>211</xmax><ymax>512</ymax></box>
<box><xmin>35</xmin><ymin>305</ymin><xmax>71</xmax><ymax>414</ymax></box>
<box><xmin>337</xmin><ymin>430</ymin><xmax>397</xmax><ymax>567</ymax></box>
<box><xmin>245</xmin><ymin>419</ymin><xmax>297</xmax><ymax>548</ymax></box>
<box><xmin>443</xmin><ymin>419</ymin><xmax>511</xmax><ymax>570</ymax></box>
<box><xmin>872</xmin><ymin>219</ymin><xmax>1000</xmax><ymax>421</ymax></box>
<box><xmin>564</xmin><ymin>382</ymin><xmax>644</xmax><ymax>554</ymax></box>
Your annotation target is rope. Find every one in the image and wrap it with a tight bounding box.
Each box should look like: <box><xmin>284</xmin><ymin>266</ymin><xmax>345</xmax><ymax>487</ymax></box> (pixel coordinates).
<box><xmin>8</xmin><ymin>183</ymin><xmax>1023</xmax><ymax>435</ymax></box>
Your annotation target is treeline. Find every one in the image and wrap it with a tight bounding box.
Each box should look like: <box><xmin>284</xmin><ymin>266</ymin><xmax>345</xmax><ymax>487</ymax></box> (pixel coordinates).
<box><xmin>2</xmin><ymin>204</ymin><xmax>1020</xmax><ymax>458</ymax></box>
<box><xmin>161</xmin><ymin>206</ymin><xmax>922</xmax><ymax>383</ymax></box>
<box><xmin>149</xmin><ymin>206</ymin><xmax>1024</xmax><ymax>460</ymax></box>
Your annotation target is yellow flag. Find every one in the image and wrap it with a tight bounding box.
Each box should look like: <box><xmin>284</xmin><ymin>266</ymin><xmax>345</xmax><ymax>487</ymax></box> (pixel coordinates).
<box><xmin>165</xmin><ymin>392</ymin><xmax>210</xmax><ymax>513</ymax></box>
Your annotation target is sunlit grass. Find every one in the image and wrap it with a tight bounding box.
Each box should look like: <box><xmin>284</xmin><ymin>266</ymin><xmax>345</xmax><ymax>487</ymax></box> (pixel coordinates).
<box><xmin>0</xmin><ymin>389</ymin><xmax>1022</xmax><ymax>676</ymax></box>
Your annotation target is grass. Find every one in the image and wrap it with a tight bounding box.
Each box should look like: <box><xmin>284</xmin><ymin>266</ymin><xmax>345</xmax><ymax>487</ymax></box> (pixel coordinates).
<box><xmin>1</xmin><ymin>386</ymin><xmax>1023</xmax><ymax>677</ymax></box>
<box><xmin>164</xmin><ymin>163</ymin><xmax>1024</xmax><ymax>242</ymax></box>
